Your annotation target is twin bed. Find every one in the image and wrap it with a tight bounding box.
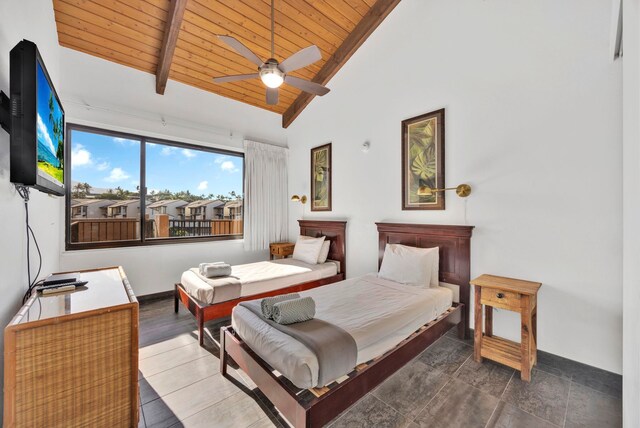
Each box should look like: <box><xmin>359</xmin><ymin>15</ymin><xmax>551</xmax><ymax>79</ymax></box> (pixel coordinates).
<box><xmin>175</xmin><ymin>220</ymin><xmax>347</xmax><ymax>345</ymax></box>
<box><xmin>220</xmin><ymin>222</ymin><xmax>474</xmax><ymax>428</ymax></box>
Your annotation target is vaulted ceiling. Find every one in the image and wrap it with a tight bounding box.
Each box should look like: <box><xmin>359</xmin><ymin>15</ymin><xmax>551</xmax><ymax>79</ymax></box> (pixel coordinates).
<box><xmin>52</xmin><ymin>0</ymin><xmax>401</xmax><ymax>127</ymax></box>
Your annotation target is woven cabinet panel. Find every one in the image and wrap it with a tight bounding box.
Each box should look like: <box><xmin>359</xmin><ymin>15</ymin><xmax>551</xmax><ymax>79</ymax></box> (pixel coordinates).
<box><xmin>13</xmin><ymin>309</ymin><xmax>133</xmax><ymax>427</ymax></box>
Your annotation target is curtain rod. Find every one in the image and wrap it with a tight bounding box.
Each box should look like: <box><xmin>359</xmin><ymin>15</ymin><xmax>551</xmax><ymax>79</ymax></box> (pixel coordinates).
<box><xmin>62</xmin><ymin>99</ymin><xmax>233</xmax><ymax>138</ymax></box>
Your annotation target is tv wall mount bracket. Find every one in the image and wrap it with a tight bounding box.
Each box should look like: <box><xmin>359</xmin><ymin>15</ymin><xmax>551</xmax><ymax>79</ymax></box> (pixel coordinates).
<box><xmin>0</xmin><ymin>91</ymin><xmax>10</xmax><ymax>134</ymax></box>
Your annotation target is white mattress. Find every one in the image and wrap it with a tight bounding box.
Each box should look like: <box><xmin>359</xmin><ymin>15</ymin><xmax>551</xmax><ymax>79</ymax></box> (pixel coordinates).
<box><xmin>231</xmin><ymin>274</ymin><xmax>453</xmax><ymax>389</ymax></box>
<box><xmin>181</xmin><ymin>258</ymin><xmax>338</xmax><ymax>304</ymax></box>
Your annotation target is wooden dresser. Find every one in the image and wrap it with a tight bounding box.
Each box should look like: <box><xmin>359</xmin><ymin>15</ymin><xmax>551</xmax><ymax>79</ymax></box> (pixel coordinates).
<box><xmin>4</xmin><ymin>267</ymin><xmax>139</xmax><ymax>427</ymax></box>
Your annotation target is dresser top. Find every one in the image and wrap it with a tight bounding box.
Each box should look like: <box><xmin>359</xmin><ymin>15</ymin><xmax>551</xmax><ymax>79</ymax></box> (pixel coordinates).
<box><xmin>470</xmin><ymin>274</ymin><xmax>541</xmax><ymax>295</ymax></box>
<box><xmin>10</xmin><ymin>267</ymin><xmax>135</xmax><ymax>326</ymax></box>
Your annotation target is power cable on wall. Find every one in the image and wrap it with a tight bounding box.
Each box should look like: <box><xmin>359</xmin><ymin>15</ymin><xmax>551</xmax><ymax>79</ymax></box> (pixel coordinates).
<box><xmin>15</xmin><ymin>185</ymin><xmax>43</xmax><ymax>303</ymax></box>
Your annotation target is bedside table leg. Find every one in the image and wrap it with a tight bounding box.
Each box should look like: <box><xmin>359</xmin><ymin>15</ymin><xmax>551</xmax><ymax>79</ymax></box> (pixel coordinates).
<box><xmin>520</xmin><ymin>295</ymin><xmax>532</xmax><ymax>381</ymax></box>
<box><xmin>532</xmin><ymin>305</ymin><xmax>538</xmax><ymax>366</ymax></box>
<box><xmin>485</xmin><ymin>306</ymin><xmax>493</xmax><ymax>337</ymax></box>
<box><xmin>474</xmin><ymin>286</ymin><xmax>483</xmax><ymax>363</ymax></box>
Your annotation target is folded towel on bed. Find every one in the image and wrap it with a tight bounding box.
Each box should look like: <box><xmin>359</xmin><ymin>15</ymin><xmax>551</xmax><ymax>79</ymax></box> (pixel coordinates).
<box><xmin>260</xmin><ymin>293</ymin><xmax>300</xmax><ymax>319</ymax></box>
<box><xmin>272</xmin><ymin>297</ymin><xmax>316</xmax><ymax>325</ymax></box>
<box><xmin>199</xmin><ymin>262</ymin><xmax>226</xmax><ymax>274</ymax></box>
<box><xmin>200</xmin><ymin>263</ymin><xmax>231</xmax><ymax>278</ymax></box>
<box><xmin>239</xmin><ymin>299</ymin><xmax>357</xmax><ymax>386</ymax></box>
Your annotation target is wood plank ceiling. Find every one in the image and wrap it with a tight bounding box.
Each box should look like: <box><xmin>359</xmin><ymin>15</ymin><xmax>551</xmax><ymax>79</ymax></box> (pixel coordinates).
<box><xmin>52</xmin><ymin>0</ymin><xmax>401</xmax><ymax>127</ymax></box>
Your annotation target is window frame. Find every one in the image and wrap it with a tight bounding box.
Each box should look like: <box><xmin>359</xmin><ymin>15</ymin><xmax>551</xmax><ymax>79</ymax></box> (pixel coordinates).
<box><xmin>65</xmin><ymin>123</ymin><xmax>245</xmax><ymax>251</ymax></box>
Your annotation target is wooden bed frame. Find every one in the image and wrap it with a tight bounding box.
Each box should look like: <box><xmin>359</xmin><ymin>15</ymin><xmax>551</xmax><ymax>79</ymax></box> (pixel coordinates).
<box><xmin>220</xmin><ymin>222</ymin><xmax>474</xmax><ymax>428</ymax></box>
<box><xmin>175</xmin><ymin>220</ymin><xmax>347</xmax><ymax>346</ymax></box>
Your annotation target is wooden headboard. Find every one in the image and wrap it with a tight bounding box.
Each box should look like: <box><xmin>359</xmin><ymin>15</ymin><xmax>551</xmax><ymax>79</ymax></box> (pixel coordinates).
<box><xmin>376</xmin><ymin>223</ymin><xmax>474</xmax><ymax>337</ymax></box>
<box><xmin>299</xmin><ymin>220</ymin><xmax>347</xmax><ymax>277</ymax></box>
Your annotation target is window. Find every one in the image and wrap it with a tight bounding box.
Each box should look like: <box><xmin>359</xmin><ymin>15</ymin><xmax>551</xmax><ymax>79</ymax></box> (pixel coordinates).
<box><xmin>66</xmin><ymin>124</ymin><xmax>244</xmax><ymax>250</ymax></box>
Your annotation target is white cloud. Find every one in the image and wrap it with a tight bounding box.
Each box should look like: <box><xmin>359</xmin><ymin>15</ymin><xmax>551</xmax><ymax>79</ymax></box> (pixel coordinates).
<box><xmin>182</xmin><ymin>149</ymin><xmax>196</xmax><ymax>158</ymax></box>
<box><xmin>147</xmin><ymin>142</ymin><xmax>157</xmax><ymax>147</ymax></box>
<box><xmin>197</xmin><ymin>181</ymin><xmax>208</xmax><ymax>190</ymax></box>
<box><xmin>214</xmin><ymin>156</ymin><xmax>228</xmax><ymax>164</ymax></box>
<box><xmin>96</xmin><ymin>161</ymin><xmax>110</xmax><ymax>171</ymax></box>
<box><xmin>71</xmin><ymin>143</ymin><xmax>92</xmax><ymax>167</ymax></box>
<box><xmin>113</xmin><ymin>137</ymin><xmax>138</xmax><ymax>145</ymax></box>
<box><xmin>161</xmin><ymin>146</ymin><xmax>177</xmax><ymax>156</ymax></box>
<box><xmin>220</xmin><ymin>160</ymin><xmax>239</xmax><ymax>173</ymax></box>
<box><xmin>36</xmin><ymin>114</ymin><xmax>56</xmax><ymax>155</ymax></box>
<box><xmin>104</xmin><ymin>167</ymin><xmax>130</xmax><ymax>182</ymax></box>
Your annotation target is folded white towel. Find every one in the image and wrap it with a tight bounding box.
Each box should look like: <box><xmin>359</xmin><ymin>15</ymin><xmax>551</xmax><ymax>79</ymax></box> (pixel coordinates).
<box><xmin>272</xmin><ymin>297</ymin><xmax>316</xmax><ymax>325</ymax></box>
<box><xmin>199</xmin><ymin>262</ymin><xmax>226</xmax><ymax>275</ymax></box>
<box><xmin>260</xmin><ymin>293</ymin><xmax>300</xmax><ymax>319</ymax></box>
<box><xmin>200</xmin><ymin>263</ymin><xmax>231</xmax><ymax>278</ymax></box>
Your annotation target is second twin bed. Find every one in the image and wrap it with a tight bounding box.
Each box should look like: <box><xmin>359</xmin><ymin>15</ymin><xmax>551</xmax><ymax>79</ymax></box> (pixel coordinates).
<box><xmin>220</xmin><ymin>222</ymin><xmax>474</xmax><ymax>428</ymax></box>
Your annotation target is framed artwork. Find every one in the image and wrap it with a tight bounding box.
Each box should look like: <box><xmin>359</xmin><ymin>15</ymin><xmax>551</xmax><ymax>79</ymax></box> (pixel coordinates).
<box><xmin>311</xmin><ymin>143</ymin><xmax>332</xmax><ymax>211</ymax></box>
<box><xmin>401</xmin><ymin>108</ymin><xmax>445</xmax><ymax>210</ymax></box>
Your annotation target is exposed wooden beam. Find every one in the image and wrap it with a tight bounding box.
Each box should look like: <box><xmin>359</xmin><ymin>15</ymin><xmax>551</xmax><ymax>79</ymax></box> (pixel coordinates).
<box><xmin>156</xmin><ymin>0</ymin><xmax>188</xmax><ymax>95</ymax></box>
<box><xmin>281</xmin><ymin>0</ymin><xmax>402</xmax><ymax>128</ymax></box>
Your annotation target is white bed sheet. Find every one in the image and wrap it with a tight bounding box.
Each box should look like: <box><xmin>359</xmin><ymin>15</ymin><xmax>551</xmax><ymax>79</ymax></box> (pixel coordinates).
<box><xmin>231</xmin><ymin>274</ymin><xmax>453</xmax><ymax>389</ymax></box>
<box><xmin>181</xmin><ymin>258</ymin><xmax>338</xmax><ymax>304</ymax></box>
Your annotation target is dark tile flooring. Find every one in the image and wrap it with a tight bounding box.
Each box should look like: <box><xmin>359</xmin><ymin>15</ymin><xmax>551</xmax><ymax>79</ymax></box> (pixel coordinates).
<box><xmin>138</xmin><ymin>298</ymin><xmax>622</xmax><ymax>428</ymax></box>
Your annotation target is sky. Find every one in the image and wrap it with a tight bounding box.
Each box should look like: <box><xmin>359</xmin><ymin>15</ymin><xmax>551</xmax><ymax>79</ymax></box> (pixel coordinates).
<box><xmin>70</xmin><ymin>130</ymin><xmax>243</xmax><ymax>196</ymax></box>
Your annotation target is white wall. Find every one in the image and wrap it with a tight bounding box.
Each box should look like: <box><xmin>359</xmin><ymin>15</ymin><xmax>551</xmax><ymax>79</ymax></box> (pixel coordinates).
<box><xmin>623</xmin><ymin>0</ymin><xmax>640</xmax><ymax>424</ymax></box>
<box><xmin>0</xmin><ymin>7</ymin><xmax>288</xmax><ymax>417</ymax></box>
<box><xmin>57</xmin><ymin>48</ymin><xmax>287</xmax><ymax>296</ymax></box>
<box><xmin>287</xmin><ymin>0</ymin><xmax>623</xmax><ymax>373</ymax></box>
<box><xmin>0</xmin><ymin>0</ymin><xmax>64</xmax><ymax>417</ymax></box>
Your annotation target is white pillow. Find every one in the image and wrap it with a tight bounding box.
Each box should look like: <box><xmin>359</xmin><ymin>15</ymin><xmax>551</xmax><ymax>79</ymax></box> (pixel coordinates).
<box><xmin>318</xmin><ymin>240</ymin><xmax>331</xmax><ymax>263</ymax></box>
<box><xmin>292</xmin><ymin>235</ymin><xmax>326</xmax><ymax>265</ymax></box>
<box><xmin>298</xmin><ymin>235</ymin><xmax>331</xmax><ymax>263</ymax></box>
<box><xmin>430</xmin><ymin>247</ymin><xmax>440</xmax><ymax>287</ymax></box>
<box><xmin>378</xmin><ymin>244</ymin><xmax>436</xmax><ymax>287</ymax></box>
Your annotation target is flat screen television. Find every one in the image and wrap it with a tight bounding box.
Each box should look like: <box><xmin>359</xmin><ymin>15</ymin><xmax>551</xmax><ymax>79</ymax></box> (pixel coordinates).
<box><xmin>9</xmin><ymin>40</ymin><xmax>65</xmax><ymax>196</ymax></box>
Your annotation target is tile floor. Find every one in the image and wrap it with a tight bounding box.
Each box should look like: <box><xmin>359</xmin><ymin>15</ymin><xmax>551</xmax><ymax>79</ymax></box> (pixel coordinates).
<box><xmin>138</xmin><ymin>298</ymin><xmax>622</xmax><ymax>428</ymax></box>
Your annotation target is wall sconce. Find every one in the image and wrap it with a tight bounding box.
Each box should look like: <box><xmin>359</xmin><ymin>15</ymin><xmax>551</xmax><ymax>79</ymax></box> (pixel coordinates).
<box><xmin>291</xmin><ymin>195</ymin><xmax>307</xmax><ymax>204</ymax></box>
<box><xmin>291</xmin><ymin>195</ymin><xmax>307</xmax><ymax>220</ymax></box>
<box><xmin>417</xmin><ymin>184</ymin><xmax>472</xmax><ymax>198</ymax></box>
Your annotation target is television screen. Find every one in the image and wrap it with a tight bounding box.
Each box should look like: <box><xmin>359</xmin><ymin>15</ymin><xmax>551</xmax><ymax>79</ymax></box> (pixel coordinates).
<box><xmin>8</xmin><ymin>40</ymin><xmax>65</xmax><ymax>196</ymax></box>
<box><xmin>36</xmin><ymin>60</ymin><xmax>64</xmax><ymax>187</ymax></box>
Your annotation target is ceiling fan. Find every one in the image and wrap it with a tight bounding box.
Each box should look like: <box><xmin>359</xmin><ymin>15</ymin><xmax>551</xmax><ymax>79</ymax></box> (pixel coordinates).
<box><xmin>212</xmin><ymin>0</ymin><xmax>330</xmax><ymax>105</ymax></box>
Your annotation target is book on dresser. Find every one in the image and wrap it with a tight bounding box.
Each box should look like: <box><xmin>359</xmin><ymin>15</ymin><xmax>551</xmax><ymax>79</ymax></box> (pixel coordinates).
<box><xmin>3</xmin><ymin>266</ymin><xmax>139</xmax><ymax>428</ymax></box>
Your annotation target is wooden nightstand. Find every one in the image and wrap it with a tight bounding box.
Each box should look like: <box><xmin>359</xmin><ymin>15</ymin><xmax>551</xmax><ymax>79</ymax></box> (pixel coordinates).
<box><xmin>470</xmin><ymin>274</ymin><xmax>542</xmax><ymax>382</ymax></box>
<box><xmin>269</xmin><ymin>242</ymin><xmax>295</xmax><ymax>260</ymax></box>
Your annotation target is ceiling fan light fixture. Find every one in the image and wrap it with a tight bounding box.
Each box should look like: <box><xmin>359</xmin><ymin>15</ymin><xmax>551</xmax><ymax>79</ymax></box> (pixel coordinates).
<box><xmin>259</xmin><ymin>59</ymin><xmax>285</xmax><ymax>88</ymax></box>
<box><xmin>260</xmin><ymin>71</ymin><xmax>284</xmax><ymax>88</ymax></box>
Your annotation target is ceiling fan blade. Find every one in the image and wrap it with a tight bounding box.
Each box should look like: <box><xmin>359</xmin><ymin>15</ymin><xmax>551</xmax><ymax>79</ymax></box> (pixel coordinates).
<box><xmin>266</xmin><ymin>88</ymin><xmax>279</xmax><ymax>105</ymax></box>
<box><xmin>213</xmin><ymin>73</ymin><xmax>259</xmax><ymax>84</ymax></box>
<box><xmin>284</xmin><ymin>76</ymin><xmax>330</xmax><ymax>96</ymax></box>
<box><xmin>278</xmin><ymin>45</ymin><xmax>322</xmax><ymax>73</ymax></box>
<box><xmin>217</xmin><ymin>35</ymin><xmax>263</xmax><ymax>67</ymax></box>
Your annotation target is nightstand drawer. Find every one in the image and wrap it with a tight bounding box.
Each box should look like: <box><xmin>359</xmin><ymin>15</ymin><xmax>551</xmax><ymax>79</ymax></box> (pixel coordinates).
<box><xmin>480</xmin><ymin>287</ymin><xmax>521</xmax><ymax>311</ymax></box>
<box><xmin>269</xmin><ymin>242</ymin><xmax>295</xmax><ymax>259</ymax></box>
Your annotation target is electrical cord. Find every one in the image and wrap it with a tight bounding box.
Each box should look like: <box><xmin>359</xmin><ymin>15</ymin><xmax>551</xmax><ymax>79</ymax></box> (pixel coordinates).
<box><xmin>15</xmin><ymin>185</ymin><xmax>43</xmax><ymax>303</ymax></box>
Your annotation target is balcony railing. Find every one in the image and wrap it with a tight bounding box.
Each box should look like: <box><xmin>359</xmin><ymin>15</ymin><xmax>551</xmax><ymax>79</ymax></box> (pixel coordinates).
<box><xmin>70</xmin><ymin>217</ymin><xmax>243</xmax><ymax>243</ymax></box>
<box><xmin>70</xmin><ymin>218</ymin><xmax>142</xmax><ymax>243</ymax></box>
<box><xmin>167</xmin><ymin>219</ymin><xmax>243</xmax><ymax>237</ymax></box>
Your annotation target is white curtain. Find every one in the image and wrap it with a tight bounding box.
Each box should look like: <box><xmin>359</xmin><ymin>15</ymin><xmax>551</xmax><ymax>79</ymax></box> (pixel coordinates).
<box><xmin>243</xmin><ymin>140</ymin><xmax>288</xmax><ymax>251</ymax></box>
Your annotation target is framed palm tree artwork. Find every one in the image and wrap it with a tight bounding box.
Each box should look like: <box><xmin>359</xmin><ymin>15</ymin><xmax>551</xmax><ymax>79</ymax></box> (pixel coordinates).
<box><xmin>311</xmin><ymin>143</ymin><xmax>332</xmax><ymax>211</ymax></box>
<box><xmin>402</xmin><ymin>108</ymin><xmax>445</xmax><ymax>210</ymax></box>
